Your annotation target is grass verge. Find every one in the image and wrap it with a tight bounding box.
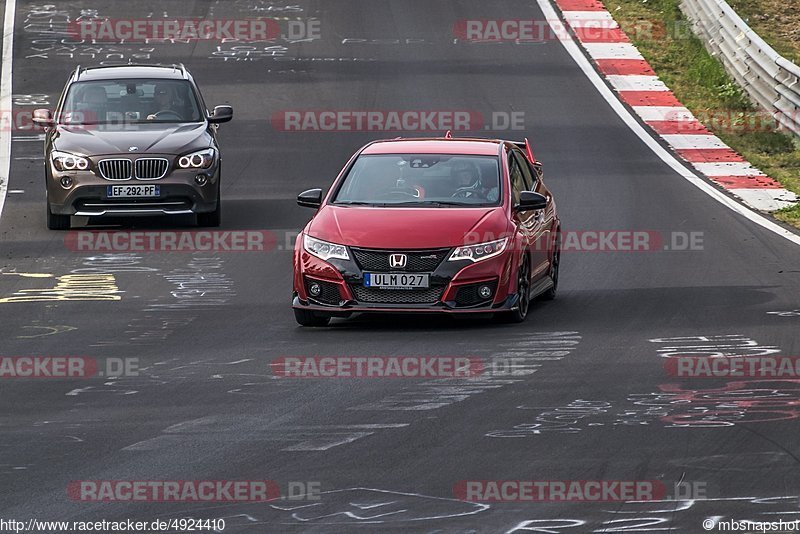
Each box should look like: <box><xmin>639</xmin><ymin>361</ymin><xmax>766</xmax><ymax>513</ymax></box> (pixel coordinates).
<box><xmin>601</xmin><ymin>0</ymin><xmax>800</xmax><ymax>226</ymax></box>
<box><xmin>727</xmin><ymin>0</ymin><xmax>800</xmax><ymax>65</ymax></box>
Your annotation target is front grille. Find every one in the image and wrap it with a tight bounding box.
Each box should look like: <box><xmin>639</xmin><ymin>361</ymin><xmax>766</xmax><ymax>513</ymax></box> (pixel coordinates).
<box><xmin>98</xmin><ymin>159</ymin><xmax>132</xmax><ymax>180</ymax></box>
<box><xmin>305</xmin><ymin>278</ymin><xmax>342</xmax><ymax>305</ymax></box>
<box><xmin>350</xmin><ymin>285</ymin><xmax>445</xmax><ymax>304</ymax></box>
<box><xmin>455</xmin><ymin>280</ymin><xmax>498</xmax><ymax>307</ymax></box>
<box><xmin>351</xmin><ymin>248</ymin><xmax>450</xmax><ymax>273</ymax></box>
<box><xmin>135</xmin><ymin>158</ymin><xmax>169</xmax><ymax>180</ymax></box>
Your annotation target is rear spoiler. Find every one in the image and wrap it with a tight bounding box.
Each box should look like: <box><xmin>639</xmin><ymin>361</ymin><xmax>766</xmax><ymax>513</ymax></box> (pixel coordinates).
<box><xmin>438</xmin><ymin>132</ymin><xmax>542</xmax><ymax>166</ymax></box>
<box><xmin>508</xmin><ymin>138</ymin><xmax>540</xmax><ymax>166</ymax></box>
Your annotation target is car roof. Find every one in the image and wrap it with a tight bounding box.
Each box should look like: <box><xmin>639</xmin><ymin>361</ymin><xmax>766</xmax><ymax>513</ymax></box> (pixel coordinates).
<box><xmin>74</xmin><ymin>65</ymin><xmax>190</xmax><ymax>82</ymax></box>
<box><xmin>361</xmin><ymin>138</ymin><xmax>503</xmax><ymax>156</ymax></box>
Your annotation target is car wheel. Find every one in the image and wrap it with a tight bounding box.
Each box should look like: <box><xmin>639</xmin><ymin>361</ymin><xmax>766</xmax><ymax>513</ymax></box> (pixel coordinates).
<box><xmin>294</xmin><ymin>308</ymin><xmax>331</xmax><ymax>327</ymax></box>
<box><xmin>540</xmin><ymin>231</ymin><xmax>560</xmax><ymax>301</ymax></box>
<box><xmin>46</xmin><ymin>201</ymin><xmax>70</xmax><ymax>230</ymax></box>
<box><xmin>497</xmin><ymin>253</ymin><xmax>530</xmax><ymax>323</ymax></box>
<box><xmin>197</xmin><ymin>193</ymin><xmax>221</xmax><ymax>227</ymax></box>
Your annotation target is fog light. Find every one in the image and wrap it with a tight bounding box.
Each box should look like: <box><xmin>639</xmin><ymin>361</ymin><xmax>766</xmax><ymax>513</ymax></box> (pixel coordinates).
<box><xmin>195</xmin><ymin>174</ymin><xmax>208</xmax><ymax>186</ymax></box>
<box><xmin>478</xmin><ymin>285</ymin><xmax>492</xmax><ymax>299</ymax></box>
<box><xmin>59</xmin><ymin>176</ymin><xmax>73</xmax><ymax>188</ymax></box>
<box><xmin>309</xmin><ymin>282</ymin><xmax>322</xmax><ymax>297</ymax></box>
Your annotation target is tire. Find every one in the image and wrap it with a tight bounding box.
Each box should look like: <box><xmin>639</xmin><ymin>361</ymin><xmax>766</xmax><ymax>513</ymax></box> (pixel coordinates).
<box><xmin>294</xmin><ymin>308</ymin><xmax>331</xmax><ymax>327</ymax></box>
<box><xmin>540</xmin><ymin>232</ymin><xmax>560</xmax><ymax>301</ymax></box>
<box><xmin>497</xmin><ymin>253</ymin><xmax>531</xmax><ymax>323</ymax></box>
<box><xmin>46</xmin><ymin>201</ymin><xmax>70</xmax><ymax>230</ymax></box>
<box><xmin>197</xmin><ymin>195</ymin><xmax>221</xmax><ymax>227</ymax></box>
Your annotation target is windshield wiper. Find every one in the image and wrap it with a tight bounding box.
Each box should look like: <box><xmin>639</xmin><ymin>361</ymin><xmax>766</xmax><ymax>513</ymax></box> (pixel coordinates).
<box><xmin>372</xmin><ymin>201</ymin><xmax>437</xmax><ymax>207</ymax></box>
<box><xmin>334</xmin><ymin>200</ymin><xmax>484</xmax><ymax>207</ymax></box>
<box><xmin>384</xmin><ymin>200</ymin><xmax>477</xmax><ymax>207</ymax></box>
<box><xmin>425</xmin><ymin>201</ymin><xmax>476</xmax><ymax>206</ymax></box>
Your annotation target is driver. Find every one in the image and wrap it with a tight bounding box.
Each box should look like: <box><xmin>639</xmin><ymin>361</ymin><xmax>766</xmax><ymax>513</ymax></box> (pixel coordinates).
<box><xmin>452</xmin><ymin>160</ymin><xmax>480</xmax><ymax>190</ymax></box>
<box><xmin>450</xmin><ymin>160</ymin><xmax>498</xmax><ymax>201</ymax></box>
<box><xmin>147</xmin><ymin>83</ymin><xmax>182</xmax><ymax>120</ymax></box>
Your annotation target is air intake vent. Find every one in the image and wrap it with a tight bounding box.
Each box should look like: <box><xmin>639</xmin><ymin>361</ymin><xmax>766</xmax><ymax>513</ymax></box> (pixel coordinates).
<box><xmin>350</xmin><ymin>285</ymin><xmax>445</xmax><ymax>304</ymax></box>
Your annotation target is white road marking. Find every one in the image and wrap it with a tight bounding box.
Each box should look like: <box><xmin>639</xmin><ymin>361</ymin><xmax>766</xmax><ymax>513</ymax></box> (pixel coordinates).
<box><xmin>536</xmin><ymin>0</ymin><xmax>800</xmax><ymax>245</ymax></box>
<box><xmin>583</xmin><ymin>42</ymin><xmax>644</xmax><ymax>60</ymax></box>
<box><xmin>732</xmin><ymin>189</ymin><xmax>800</xmax><ymax>211</ymax></box>
<box><xmin>632</xmin><ymin>105</ymin><xmax>694</xmax><ymax>122</ymax></box>
<box><xmin>606</xmin><ymin>75</ymin><xmax>668</xmax><ymax>92</ymax></box>
<box><xmin>0</xmin><ymin>0</ymin><xmax>16</xmax><ymax>220</ymax></box>
<box><xmin>122</xmin><ymin>419</ymin><xmax>410</xmax><ymax>452</ymax></box>
<box><xmin>692</xmin><ymin>161</ymin><xmax>764</xmax><ymax>176</ymax></box>
<box><xmin>661</xmin><ymin>134</ymin><xmax>729</xmax><ymax>150</ymax></box>
<box><xmin>563</xmin><ymin>11</ymin><xmax>618</xmax><ymax>28</ymax></box>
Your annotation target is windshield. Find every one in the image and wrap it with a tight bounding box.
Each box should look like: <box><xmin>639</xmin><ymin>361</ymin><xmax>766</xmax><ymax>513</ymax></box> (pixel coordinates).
<box><xmin>59</xmin><ymin>79</ymin><xmax>203</xmax><ymax>125</ymax></box>
<box><xmin>332</xmin><ymin>154</ymin><xmax>501</xmax><ymax>207</ymax></box>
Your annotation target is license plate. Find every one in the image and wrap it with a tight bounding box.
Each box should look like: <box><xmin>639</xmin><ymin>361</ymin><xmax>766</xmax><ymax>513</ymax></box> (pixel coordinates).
<box><xmin>107</xmin><ymin>185</ymin><xmax>160</xmax><ymax>198</ymax></box>
<box><xmin>364</xmin><ymin>273</ymin><xmax>429</xmax><ymax>289</ymax></box>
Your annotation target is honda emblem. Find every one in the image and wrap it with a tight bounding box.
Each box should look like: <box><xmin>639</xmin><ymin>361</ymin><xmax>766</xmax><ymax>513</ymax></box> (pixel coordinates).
<box><xmin>389</xmin><ymin>253</ymin><xmax>407</xmax><ymax>269</ymax></box>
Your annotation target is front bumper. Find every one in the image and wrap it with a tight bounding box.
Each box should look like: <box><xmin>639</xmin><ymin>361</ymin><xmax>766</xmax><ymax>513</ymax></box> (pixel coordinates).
<box><xmin>292</xmin><ymin>294</ymin><xmax>519</xmax><ymax>317</ymax></box>
<box><xmin>293</xmin><ymin>245</ymin><xmax>517</xmax><ymax>316</ymax></box>
<box><xmin>46</xmin><ymin>158</ymin><xmax>220</xmax><ymax>217</ymax></box>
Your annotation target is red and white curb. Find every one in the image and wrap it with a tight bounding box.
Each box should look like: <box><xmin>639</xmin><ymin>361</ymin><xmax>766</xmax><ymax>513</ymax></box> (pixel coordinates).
<box><xmin>553</xmin><ymin>0</ymin><xmax>798</xmax><ymax>213</ymax></box>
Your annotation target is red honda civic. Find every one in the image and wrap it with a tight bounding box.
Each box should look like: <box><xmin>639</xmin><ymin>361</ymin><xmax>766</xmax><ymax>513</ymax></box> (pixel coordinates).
<box><xmin>292</xmin><ymin>136</ymin><xmax>561</xmax><ymax>326</ymax></box>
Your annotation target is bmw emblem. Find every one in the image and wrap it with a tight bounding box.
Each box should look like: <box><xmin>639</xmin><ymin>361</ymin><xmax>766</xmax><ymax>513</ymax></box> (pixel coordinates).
<box><xmin>128</xmin><ymin>146</ymin><xmax>139</xmax><ymax>152</ymax></box>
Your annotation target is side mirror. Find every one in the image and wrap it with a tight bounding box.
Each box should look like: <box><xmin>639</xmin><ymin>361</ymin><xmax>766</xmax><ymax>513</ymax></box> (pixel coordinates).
<box><xmin>297</xmin><ymin>188</ymin><xmax>323</xmax><ymax>209</ymax></box>
<box><xmin>515</xmin><ymin>191</ymin><xmax>547</xmax><ymax>211</ymax></box>
<box><xmin>32</xmin><ymin>109</ymin><xmax>54</xmax><ymax>126</ymax></box>
<box><xmin>208</xmin><ymin>105</ymin><xmax>233</xmax><ymax>124</ymax></box>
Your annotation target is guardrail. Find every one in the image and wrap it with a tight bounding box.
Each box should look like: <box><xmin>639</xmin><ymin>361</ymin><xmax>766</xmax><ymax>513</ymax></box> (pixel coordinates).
<box><xmin>680</xmin><ymin>0</ymin><xmax>800</xmax><ymax>136</ymax></box>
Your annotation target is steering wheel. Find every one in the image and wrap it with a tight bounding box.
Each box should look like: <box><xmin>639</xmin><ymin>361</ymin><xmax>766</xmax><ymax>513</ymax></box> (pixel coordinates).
<box><xmin>150</xmin><ymin>110</ymin><xmax>182</xmax><ymax>120</ymax></box>
<box><xmin>451</xmin><ymin>187</ymin><xmax>482</xmax><ymax>199</ymax></box>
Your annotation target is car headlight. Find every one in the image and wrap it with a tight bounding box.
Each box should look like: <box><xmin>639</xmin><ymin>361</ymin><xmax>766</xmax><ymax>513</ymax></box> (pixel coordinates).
<box><xmin>303</xmin><ymin>234</ymin><xmax>350</xmax><ymax>261</ymax></box>
<box><xmin>52</xmin><ymin>150</ymin><xmax>90</xmax><ymax>171</ymax></box>
<box><xmin>178</xmin><ymin>148</ymin><xmax>216</xmax><ymax>169</ymax></box>
<box><xmin>449</xmin><ymin>237</ymin><xmax>508</xmax><ymax>262</ymax></box>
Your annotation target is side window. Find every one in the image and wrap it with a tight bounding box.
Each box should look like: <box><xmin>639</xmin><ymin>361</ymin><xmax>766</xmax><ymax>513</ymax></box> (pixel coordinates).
<box><xmin>530</xmin><ymin>160</ymin><xmax>543</xmax><ymax>182</ymax></box>
<box><xmin>513</xmin><ymin>151</ymin><xmax>535</xmax><ymax>191</ymax></box>
<box><xmin>508</xmin><ymin>153</ymin><xmax>525</xmax><ymax>206</ymax></box>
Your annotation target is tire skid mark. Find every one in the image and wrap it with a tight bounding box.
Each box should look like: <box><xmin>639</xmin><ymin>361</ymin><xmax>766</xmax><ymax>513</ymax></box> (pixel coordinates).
<box><xmin>488</xmin><ymin>334</ymin><xmax>795</xmax><ymax>436</ymax></box>
<box><xmin>349</xmin><ymin>332</ymin><xmax>582</xmax><ymax>412</ymax></box>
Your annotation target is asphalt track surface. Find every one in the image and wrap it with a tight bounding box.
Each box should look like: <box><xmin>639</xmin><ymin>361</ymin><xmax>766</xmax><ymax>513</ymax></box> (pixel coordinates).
<box><xmin>2</xmin><ymin>1</ymin><xmax>800</xmax><ymax>532</ymax></box>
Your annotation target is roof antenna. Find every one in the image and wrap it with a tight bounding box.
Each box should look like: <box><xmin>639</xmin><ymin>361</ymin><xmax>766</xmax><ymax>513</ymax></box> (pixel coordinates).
<box><xmin>444</xmin><ymin>130</ymin><xmax>453</xmax><ymax>139</ymax></box>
